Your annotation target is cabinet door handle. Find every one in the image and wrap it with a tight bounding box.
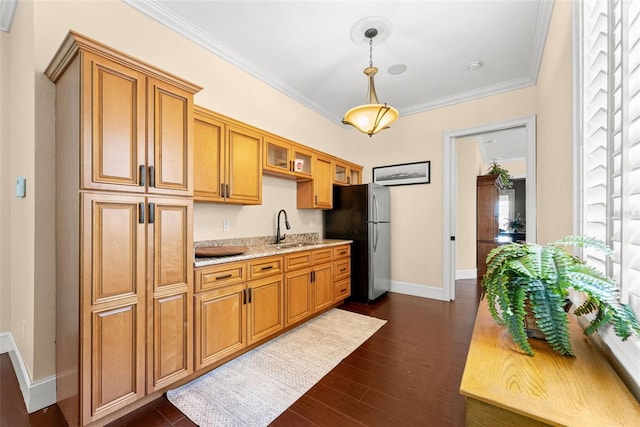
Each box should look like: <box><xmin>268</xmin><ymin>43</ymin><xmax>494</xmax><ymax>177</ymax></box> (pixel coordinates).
<box><xmin>149</xmin><ymin>203</ymin><xmax>155</xmax><ymax>224</ymax></box>
<box><xmin>340</xmin><ymin>268</ymin><xmax>347</xmax><ymax>273</ymax></box>
<box><xmin>260</xmin><ymin>265</ymin><xmax>274</xmax><ymax>271</ymax></box>
<box><xmin>225</xmin><ymin>184</ymin><xmax>230</xmax><ymax>198</ymax></box>
<box><xmin>289</xmin><ymin>160</ymin><xmax>293</xmax><ymax>172</ymax></box>
<box><xmin>340</xmin><ymin>288</ymin><xmax>347</xmax><ymax>294</ymax></box>
<box><xmin>315</xmin><ymin>195</ymin><xmax>317</xmax><ymax>205</ymax></box>
<box><xmin>139</xmin><ymin>165</ymin><xmax>146</xmax><ymax>187</ymax></box>
<box><xmin>138</xmin><ymin>202</ymin><xmax>145</xmax><ymax>224</ymax></box>
<box><xmin>148</xmin><ymin>166</ymin><xmax>155</xmax><ymax>188</ymax></box>
<box><xmin>243</xmin><ymin>289</ymin><xmax>247</xmax><ymax>305</ymax></box>
<box><xmin>221</xmin><ymin>183</ymin><xmax>225</xmax><ymax>198</ymax></box>
<box><xmin>311</xmin><ymin>270</ymin><xmax>315</xmax><ymax>283</ymax></box>
<box><xmin>216</xmin><ymin>274</ymin><xmax>233</xmax><ymax>280</ymax></box>
<box><xmin>248</xmin><ymin>288</ymin><xmax>252</xmax><ymax>303</ymax></box>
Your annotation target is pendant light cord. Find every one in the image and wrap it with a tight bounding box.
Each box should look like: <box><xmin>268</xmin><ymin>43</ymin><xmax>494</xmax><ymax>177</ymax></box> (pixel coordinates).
<box><xmin>369</xmin><ymin>37</ymin><xmax>374</xmax><ymax>67</ymax></box>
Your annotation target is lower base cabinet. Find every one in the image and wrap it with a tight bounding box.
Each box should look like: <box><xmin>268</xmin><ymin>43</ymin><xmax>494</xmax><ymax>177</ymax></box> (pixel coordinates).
<box><xmin>192</xmin><ymin>244</ymin><xmax>351</xmax><ymax>395</ymax></box>
<box><xmin>284</xmin><ymin>267</ymin><xmax>314</xmax><ymax>326</ymax></box>
<box><xmin>194</xmin><ymin>257</ymin><xmax>285</xmax><ymax>370</ymax></box>
<box><xmin>248</xmin><ymin>275</ymin><xmax>285</xmax><ymax>344</ymax></box>
<box><xmin>194</xmin><ymin>283</ymin><xmax>247</xmax><ymax>370</ymax></box>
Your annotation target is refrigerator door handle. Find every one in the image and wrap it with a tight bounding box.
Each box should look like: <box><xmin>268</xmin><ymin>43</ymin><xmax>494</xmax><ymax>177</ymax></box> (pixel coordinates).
<box><xmin>373</xmin><ymin>191</ymin><xmax>379</xmax><ymax>223</ymax></box>
<box><xmin>374</xmin><ymin>222</ymin><xmax>379</xmax><ymax>252</ymax></box>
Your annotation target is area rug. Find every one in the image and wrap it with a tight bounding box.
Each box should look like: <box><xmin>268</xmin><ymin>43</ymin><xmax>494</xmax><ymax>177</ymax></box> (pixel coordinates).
<box><xmin>166</xmin><ymin>308</ymin><xmax>386</xmax><ymax>426</ymax></box>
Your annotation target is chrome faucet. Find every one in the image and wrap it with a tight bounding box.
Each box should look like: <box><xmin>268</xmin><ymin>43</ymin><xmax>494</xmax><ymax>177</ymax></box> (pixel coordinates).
<box><xmin>276</xmin><ymin>209</ymin><xmax>291</xmax><ymax>244</ymax></box>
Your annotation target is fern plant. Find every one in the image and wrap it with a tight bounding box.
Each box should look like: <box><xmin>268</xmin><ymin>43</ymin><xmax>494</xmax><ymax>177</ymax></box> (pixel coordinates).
<box><xmin>481</xmin><ymin>236</ymin><xmax>640</xmax><ymax>356</ymax></box>
<box><xmin>487</xmin><ymin>161</ymin><xmax>513</xmax><ymax>189</ymax></box>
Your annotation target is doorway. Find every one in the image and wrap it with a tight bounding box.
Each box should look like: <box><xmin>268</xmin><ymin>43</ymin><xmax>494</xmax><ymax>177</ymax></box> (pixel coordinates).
<box><xmin>442</xmin><ymin>116</ymin><xmax>537</xmax><ymax>301</ymax></box>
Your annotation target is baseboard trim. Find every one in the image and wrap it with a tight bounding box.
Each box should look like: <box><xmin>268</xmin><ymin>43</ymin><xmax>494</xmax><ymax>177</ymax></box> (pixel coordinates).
<box><xmin>456</xmin><ymin>269</ymin><xmax>477</xmax><ymax>280</ymax></box>
<box><xmin>0</xmin><ymin>331</ymin><xmax>56</xmax><ymax>413</ymax></box>
<box><xmin>390</xmin><ymin>280</ymin><xmax>450</xmax><ymax>301</ymax></box>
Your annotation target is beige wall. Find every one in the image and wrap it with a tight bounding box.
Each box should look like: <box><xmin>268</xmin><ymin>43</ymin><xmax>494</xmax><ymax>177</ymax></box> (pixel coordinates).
<box><xmin>456</xmin><ymin>137</ymin><xmax>484</xmax><ymax>272</ymax></box>
<box><xmin>0</xmin><ymin>0</ymin><xmax>574</xmax><ymax>385</ymax></box>
<box><xmin>0</xmin><ymin>29</ymin><xmax>9</xmax><ymax>331</ymax></box>
<box><xmin>354</xmin><ymin>86</ymin><xmax>539</xmax><ymax>288</ymax></box>
<box><xmin>536</xmin><ymin>0</ymin><xmax>573</xmax><ymax>243</ymax></box>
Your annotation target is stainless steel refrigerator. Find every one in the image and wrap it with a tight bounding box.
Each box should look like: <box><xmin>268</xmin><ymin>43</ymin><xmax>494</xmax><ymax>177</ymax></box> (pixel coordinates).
<box><xmin>324</xmin><ymin>183</ymin><xmax>390</xmax><ymax>303</ymax></box>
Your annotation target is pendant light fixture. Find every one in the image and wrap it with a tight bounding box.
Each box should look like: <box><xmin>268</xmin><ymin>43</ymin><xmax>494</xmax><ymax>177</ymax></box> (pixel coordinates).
<box><xmin>342</xmin><ymin>27</ymin><xmax>399</xmax><ymax>137</ymax></box>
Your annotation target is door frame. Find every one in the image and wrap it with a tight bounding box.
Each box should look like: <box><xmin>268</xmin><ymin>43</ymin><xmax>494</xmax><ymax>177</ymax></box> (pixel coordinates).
<box><xmin>442</xmin><ymin>115</ymin><xmax>537</xmax><ymax>301</ymax></box>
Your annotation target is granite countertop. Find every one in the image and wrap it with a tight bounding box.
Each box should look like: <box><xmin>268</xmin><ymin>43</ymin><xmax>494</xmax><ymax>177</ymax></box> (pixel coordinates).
<box><xmin>194</xmin><ymin>238</ymin><xmax>352</xmax><ymax>268</ymax></box>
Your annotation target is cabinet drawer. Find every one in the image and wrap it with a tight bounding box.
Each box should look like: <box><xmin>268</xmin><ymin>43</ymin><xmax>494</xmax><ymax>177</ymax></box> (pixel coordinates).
<box><xmin>195</xmin><ymin>262</ymin><xmax>247</xmax><ymax>292</ymax></box>
<box><xmin>284</xmin><ymin>251</ymin><xmax>313</xmax><ymax>271</ymax></box>
<box><xmin>334</xmin><ymin>278</ymin><xmax>351</xmax><ymax>301</ymax></box>
<box><xmin>248</xmin><ymin>256</ymin><xmax>283</xmax><ymax>279</ymax></box>
<box><xmin>313</xmin><ymin>248</ymin><xmax>333</xmax><ymax>265</ymax></box>
<box><xmin>333</xmin><ymin>245</ymin><xmax>351</xmax><ymax>259</ymax></box>
<box><xmin>334</xmin><ymin>259</ymin><xmax>351</xmax><ymax>281</ymax></box>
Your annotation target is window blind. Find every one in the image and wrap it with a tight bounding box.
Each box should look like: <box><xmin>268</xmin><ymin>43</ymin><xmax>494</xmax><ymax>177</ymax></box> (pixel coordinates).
<box><xmin>582</xmin><ymin>0</ymin><xmax>610</xmax><ymax>274</ymax></box>
<box><xmin>580</xmin><ymin>0</ymin><xmax>639</xmax><ymax>313</ymax></box>
<box><xmin>626</xmin><ymin>0</ymin><xmax>640</xmax><ymax>312</ymax></box>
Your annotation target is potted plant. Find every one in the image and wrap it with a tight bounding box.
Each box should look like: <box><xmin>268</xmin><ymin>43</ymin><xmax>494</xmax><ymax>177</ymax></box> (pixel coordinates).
<box><xmin>487</xmin><ymin>161</ymin><xmax>513</xmax><ymax>189</ymax></box>
<box><xmin>481</xmin><ymin>235</ymin><xmax>640</xmax><ymax>356</ymax></box>
<box><xmin>505</xmin><ymin>213</ymin><xmax>525</xmax><ymax>233</ymax></box>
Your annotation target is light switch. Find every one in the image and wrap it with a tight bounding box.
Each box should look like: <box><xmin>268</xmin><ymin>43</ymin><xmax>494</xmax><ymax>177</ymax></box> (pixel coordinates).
<box><xmin>15</xmin><ymin>176</ymin><xmax>26</xmax><ymax>198</ymax></box>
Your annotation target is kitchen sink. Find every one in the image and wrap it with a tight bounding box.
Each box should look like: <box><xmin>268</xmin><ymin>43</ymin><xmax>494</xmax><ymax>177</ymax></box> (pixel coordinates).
<box><xmin>272</xmin><ymin>241</ymin><xmax>317</xmax><ymax>250</ymax></box>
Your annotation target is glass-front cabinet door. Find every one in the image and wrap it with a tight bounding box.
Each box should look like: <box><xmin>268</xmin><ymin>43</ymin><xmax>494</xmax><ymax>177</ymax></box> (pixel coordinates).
<box><xmin>334</xmin><ymin>161</ymin><xmax>362</xmax><ymax>185</ymax></box>
<box><xmin>291</xmin><ymin>146</ymin><xmax>313</xmax><ymax>179</ymax></box>
<box><xmin>264</xmin><ymin>135</ymin><xmax>312</xmax><ymax>179</ymax></box>
<box><xmin>264</xmin><ymin>137</ymin><xmax>291</xmax><ymax>174</ymax></box>
<box><xmin>334</xmin><ymin>163</ymin><xmax>348</xmax><ymax>185</ymax></box>
<box><xmin>349</xmin><ymin>166</ymin><xmax>362</xmax><ymax>185</ymax></box>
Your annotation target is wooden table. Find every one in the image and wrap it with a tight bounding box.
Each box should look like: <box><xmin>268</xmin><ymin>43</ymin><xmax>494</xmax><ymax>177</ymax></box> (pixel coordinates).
<box><xmin>460</xmin><ymin>299</ymin><xmax>640</xmax><ymax>426</ymax></box>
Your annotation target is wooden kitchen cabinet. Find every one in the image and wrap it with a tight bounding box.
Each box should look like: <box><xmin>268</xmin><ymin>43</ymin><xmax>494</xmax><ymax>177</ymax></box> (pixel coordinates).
<box><xmin>263</xmin><ymin>134</ymin><xmax>313</xmax><ymax>180</ymax></box>
<box><xmin>82</xmin><ymin>194</ymin><xmax>146</xmax><ymax>421</ymax></box>
<box><xmin>333</xmin><ymin>245</ymin><xmax>352</xmax><ymax>302</ymax></box>
<box><xmin>47</xmin><ymin>31</ymin><xmax>200</xmax><ymax>426</ymax></box>
<box><xmin>76</xmin><ymin>51</ymin><xmax>194</xmax><ymax>196</ymax></box>
<box><xmin>334</xmin><ymin>160</ymin><xmax>363</xmax><ymax>185</ymax></box>
<box><xmin>297</xmin><ymin>154</ymin><xmax>333</xmax><ymax>209</ymax></box>
<box><xmin>81</xmin><ymin>193</ymin><xmax>194</xmax><ymax>420</ymax></box>
<box><xmin>194</xmin><ymin>106</ymin><xmax>262</xmax><ymax>204</ymax></box>
<box><xmin>284</xmin><ymin>266</ymin><xmax>314</xmax><ymax>327</ymax></box>
<box><xmin>147</xmin><ymin>198</ymin><xmax>193</xmax><ymax>392</ymax></box>
<box><xmin>194</xmin><ymin>257</ymin><xmax>284</xmax><ymax>369</ymax></box>
<box><xmin>312</xmin><ymin>263</ymin><xmax>334</xmax><ymax>312</ymax></box>
<box><xmin>284</xmin><ymin>248</ymin><xmax>336</xmax><ymax>326</ymax></box>
<box><xmin>247</xmin><ymin>275</ymin><xmax>284</xmax><ymax>344</ymax></box>
<box><xmin>194</xmin><ymin>283</ymin><xmax>247</xmax><ymax>370</ymax></box>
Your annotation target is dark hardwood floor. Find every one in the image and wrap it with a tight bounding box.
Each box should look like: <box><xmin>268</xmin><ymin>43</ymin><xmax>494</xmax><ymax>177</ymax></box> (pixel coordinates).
<box><xmin>1</xmin><ymin>280</ymin><xmax>480</xmax><ymax>426</ymax></box>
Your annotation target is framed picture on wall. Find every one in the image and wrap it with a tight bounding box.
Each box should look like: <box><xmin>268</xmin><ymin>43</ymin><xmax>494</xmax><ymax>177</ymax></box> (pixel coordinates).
<box><xmin>373</xmin><ymin>161</ymin><xmax>431</xmax><ymax>186</ymax></box>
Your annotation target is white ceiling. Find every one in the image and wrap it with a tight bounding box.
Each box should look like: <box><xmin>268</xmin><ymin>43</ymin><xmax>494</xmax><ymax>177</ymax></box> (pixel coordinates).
<box><xmin>123</xmin><ymin>0</ymin><xmax>553</xmax><ymax>157</ymax></box>
<box><xmin>476</xmin><ymin>126</ymin><xmax>528</xmax><ymax>164</ymax></box>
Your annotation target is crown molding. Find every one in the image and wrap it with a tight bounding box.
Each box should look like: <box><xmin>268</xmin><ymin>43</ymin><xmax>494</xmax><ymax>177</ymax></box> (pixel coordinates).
<box><xmin>123</xmin><ymin>0</ymin><xmax>555</xmax><ymax>127</ymax></box>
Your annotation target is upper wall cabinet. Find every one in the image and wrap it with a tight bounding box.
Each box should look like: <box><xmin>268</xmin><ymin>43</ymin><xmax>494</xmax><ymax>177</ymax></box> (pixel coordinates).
<box><xmin>193</xmin><ymin>106</ymin><xmax>262</xmax><ymax>204</ymax></box>
<box><xmin>263</xmin><ymin>134</ymin><xmax>313</xmax><ymax>180</ymax></box>
<box><xmin>297</xmin><ymin>154</ymin><xmax>333</xmax><ymax>209</ymax></box>
<box><xmin>47</xmin><ymin>34</ymin><xmax>199</xmax><ymax>196</ymax></box>
<box><xmin>333</xmin><ymin>160</ymin><xmax>363</xmax><ymax>186</ymax></box>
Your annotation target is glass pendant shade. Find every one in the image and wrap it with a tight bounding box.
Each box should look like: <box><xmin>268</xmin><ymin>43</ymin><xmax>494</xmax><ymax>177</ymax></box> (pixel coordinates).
<box><xmin>342</xmin><ymin>49</ymin><xmax>398</xmax><ymax>137</ymax></box>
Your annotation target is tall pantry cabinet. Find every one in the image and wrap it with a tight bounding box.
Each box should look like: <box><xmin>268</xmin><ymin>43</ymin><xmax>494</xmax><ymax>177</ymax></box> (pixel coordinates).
<box><xmin>46</xmin><ymin>32</ymin><xmax>201</xmax><ymax>426</ymax></box>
